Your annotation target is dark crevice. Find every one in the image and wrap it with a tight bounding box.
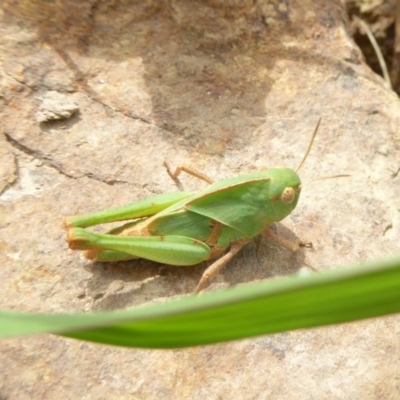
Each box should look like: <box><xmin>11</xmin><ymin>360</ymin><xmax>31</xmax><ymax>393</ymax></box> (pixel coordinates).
<box><xmin>383</xmin><ymin>223</ymin><xmax>393</xmax><ymax>236</ymax></box>
<box><xmin>4</xmin><ymin>132</ymin><xmax>75</xmax><ymax>178</ymax></box>
<box><xmin>391</xmin><ymin>166</ymin><xmax>400</xmax><ymax>178</ymax></box>
<box><xmin>4</xmin><ymin>132</ymin><xmax>130</xmax><ymax>186</ymax></box>
<box><xmin>88</xmin><ymin>93</ymin><xmax>154</xmax><ymax>127</ymax></box>
<box><xmin>83</xmin><ymin>89</ymin><xmax>183</xmax><ymax>136</ymax></box>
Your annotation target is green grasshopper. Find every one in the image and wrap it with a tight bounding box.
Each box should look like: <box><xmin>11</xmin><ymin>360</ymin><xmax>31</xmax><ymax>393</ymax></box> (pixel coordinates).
<box><xmin>65</xmin><ymin>119</ymin><xmax>345</xmax><ymax>292</ymax></box>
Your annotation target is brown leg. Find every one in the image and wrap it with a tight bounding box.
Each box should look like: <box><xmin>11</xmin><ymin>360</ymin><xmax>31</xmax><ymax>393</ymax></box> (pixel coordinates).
<box><xmin>207</xmin><ymin>222</ymin><xmax>223</xmax><ymax>246</ymax></box>
<box><xmin>163</xmin><ymin>162</ymin><xmax>214</xmax><ymax>184</ymax></box>
<box><xmin>263</xmin><ymin>228</ymin><xmax>312</xmax><ymax>252</ymax></box>
<box><xmin>195</xmin><ymin>241</ymin><xmax>246</xmax><ymax>293</ymax></box>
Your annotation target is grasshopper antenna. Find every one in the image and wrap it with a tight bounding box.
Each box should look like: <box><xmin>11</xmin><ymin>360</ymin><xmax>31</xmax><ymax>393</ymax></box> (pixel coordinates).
<box><xmin>296</xmin><ymin>118</ymin><xmax>350</xmax><ymax>185</ymax></box>
<box><xmin>300</xmin><ymin>174</ymin><xmax>350</xmax><ymax>189</ymax></box>
<box><xmin>295</xmin><ymin>118</ymin><xmax>321</xmax><ymax>173</ymax></box>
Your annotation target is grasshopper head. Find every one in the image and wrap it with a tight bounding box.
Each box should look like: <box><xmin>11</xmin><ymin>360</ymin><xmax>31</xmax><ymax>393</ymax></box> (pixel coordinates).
<box><xmin>264</xmin><ymin>118</ymin><xmax>315</xmax><ymax>218</ymax></box>
<box><xmin>265</xmin><ymin>167</ymin><xmax>302</xmax><ymax>221</ymax></box>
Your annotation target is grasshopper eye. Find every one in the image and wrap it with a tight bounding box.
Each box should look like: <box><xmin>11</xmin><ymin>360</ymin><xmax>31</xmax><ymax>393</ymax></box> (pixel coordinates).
<box><xmin>281</xmin><ymin>187</ymin><xmax>295</xmax><ymax>204</ymax></box>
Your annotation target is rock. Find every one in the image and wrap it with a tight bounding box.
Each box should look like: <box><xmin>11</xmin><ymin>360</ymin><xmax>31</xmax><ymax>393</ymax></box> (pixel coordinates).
<box><xmin>36</xmin><ymin>91</ymin><xmax>79</xmax><ymax>122</ymax></box>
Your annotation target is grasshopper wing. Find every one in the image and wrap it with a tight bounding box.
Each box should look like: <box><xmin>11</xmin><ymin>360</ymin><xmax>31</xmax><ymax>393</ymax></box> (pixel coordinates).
<box><xmin>186</xmin><ymin>178</ymin><xmax>273</xmax><ymax>238</ymax></box>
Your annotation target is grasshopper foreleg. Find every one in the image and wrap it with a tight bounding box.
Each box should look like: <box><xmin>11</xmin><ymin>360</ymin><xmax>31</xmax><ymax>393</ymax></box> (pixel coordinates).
<box><xmin>163</xmin><ymin>162</ymin><xmax>214</xmax><ymax>184</ymax></box>
<box><xmin>263</xmin><ymin>227</ymin><xmax>312</xmax><ymax>252</ymax></box>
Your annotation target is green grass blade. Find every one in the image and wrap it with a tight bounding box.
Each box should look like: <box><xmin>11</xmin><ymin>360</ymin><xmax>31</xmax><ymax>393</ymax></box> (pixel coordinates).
<box><xmin>1</xmin><ymin>256</ymin><xmax>400</xmax><ymax>348</ymax></box>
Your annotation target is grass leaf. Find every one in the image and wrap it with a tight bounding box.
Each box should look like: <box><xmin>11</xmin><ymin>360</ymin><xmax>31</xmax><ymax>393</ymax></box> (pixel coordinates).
<box><xmin>1</xmin><ymin>256</ymin><xmax>399</xmax><ymax>348</ymax></box>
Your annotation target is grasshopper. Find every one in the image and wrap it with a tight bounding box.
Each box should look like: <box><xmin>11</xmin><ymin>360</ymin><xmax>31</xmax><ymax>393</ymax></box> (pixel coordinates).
<box><xmin>65</xmin><ymin>119</ymin><xmax>345</xmax><ymax>292</ymax></box>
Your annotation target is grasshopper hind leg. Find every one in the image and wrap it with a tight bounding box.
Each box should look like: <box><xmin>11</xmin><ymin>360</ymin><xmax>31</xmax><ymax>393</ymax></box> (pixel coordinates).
<box><xmin>84</xmin><ymin>248</ymin><xmax>139</xmax><ymax>262</ymax></box>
